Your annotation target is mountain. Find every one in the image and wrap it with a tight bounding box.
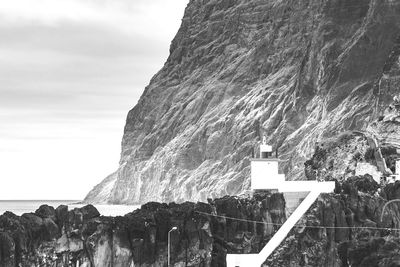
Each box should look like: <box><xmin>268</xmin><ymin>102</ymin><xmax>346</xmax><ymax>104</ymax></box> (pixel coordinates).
<box><xmin>85</xmin><ymin>0</ymin><xmax>400</xmax><ymax>204</ymax></box>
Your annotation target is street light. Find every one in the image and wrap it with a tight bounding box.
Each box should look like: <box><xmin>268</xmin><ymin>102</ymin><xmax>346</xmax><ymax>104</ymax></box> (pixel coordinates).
<box><xmin>168</xmin><ymin>226</ymin><xmax>178</xmax><ymax>267</ymax></box>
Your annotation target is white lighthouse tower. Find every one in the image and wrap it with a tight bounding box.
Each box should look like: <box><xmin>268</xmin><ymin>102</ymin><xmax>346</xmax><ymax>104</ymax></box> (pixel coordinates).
<box><xmin>227</xmin><ymin>137</ymin><xmax>336</xmax><ymax>266</ymax></box>
<box><xmin>250</xmin><ymin>136</ymin><xmax>285</xmax><ymax>190</ymax></box>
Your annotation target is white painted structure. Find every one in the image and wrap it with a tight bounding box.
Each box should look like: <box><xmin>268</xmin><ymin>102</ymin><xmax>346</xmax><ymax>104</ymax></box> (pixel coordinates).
<box><xmin>251</xmin><ymin>159</ymin><xmax>285</xmax><ymax>190</ymax></box>
<box><xmin>227</xmin><ymin>138</ymin><xmax>335</xmax><ymax>267</ymax></box>
<box><xmin>251</xmin><ymin>137</ymin><xmax>285</xmax><ymax>190</ymax></box>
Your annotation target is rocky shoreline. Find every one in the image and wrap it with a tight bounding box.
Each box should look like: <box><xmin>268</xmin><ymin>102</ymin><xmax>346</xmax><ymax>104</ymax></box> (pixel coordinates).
<box><xmin>2</xmin><ymin>177</ymin><xmax>400</xmax><ymax>266</ymax></box>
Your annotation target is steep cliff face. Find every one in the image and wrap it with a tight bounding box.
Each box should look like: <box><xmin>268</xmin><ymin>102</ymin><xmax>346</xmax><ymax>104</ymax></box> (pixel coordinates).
<box><xmin>85</xmin><ymin>0</ymin><xmax>400</xmax><ymax>204</ymax></box>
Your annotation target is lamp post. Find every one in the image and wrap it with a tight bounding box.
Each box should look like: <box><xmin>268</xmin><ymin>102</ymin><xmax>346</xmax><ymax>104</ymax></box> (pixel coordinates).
<box><xmin>168</xmin><ymin>226</ymin><xmax>178</xmax><ymax>267</ymax></box>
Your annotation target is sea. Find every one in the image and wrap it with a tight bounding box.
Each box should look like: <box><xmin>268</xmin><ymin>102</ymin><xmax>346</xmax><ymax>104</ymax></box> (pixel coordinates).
<box><xmin>0</xmin><ymin>200</ymin><xmax>140</xmax><ymax>217</ymax></box>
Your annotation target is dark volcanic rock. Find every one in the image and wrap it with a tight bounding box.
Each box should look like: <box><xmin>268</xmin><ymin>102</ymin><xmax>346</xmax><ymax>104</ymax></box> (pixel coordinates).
<box><xmin>85</xmin><ymin>0</ymin><xmax>400</xmax><ymax>205</ymax></box>
<box><xmin>268</xmin><ymin>182</ymin><xmax>400</xmax><ymax>267</ymax></box>
<box><xmin>383</xmin><ymin>181</ymin><xmax>400</xmax><ymax>200</ymax></box>
<box><xmin>35</xmin><ymin>204</ymin><xmax>56</xmax><ymax>221</ymax></box>
<box><xmin>0</xmin><ymin>232</ymin><xmax>15</xmax><ymax>266</ymax></box>
<box><xmin>78</xmin><ymin>204</ymin><xmax>100</xmax><ymax>220</ymax></box>
<box><xmin>3</xmin><ymin>188</ymin><xmax>400</xmax><ymax>266</ymax></box>
<box><xmin>0</xmin><ymin>194</ymin><xmax>285</xmax><ymax>267</ymax></box>
<box><xmin>55</xmin><ymin>204</ymin><xmax>68</xmax><ymax>228</ymax></box>
<box><xmin>342</xmin><ymin>174</ymin><xmax>380</xmax><ymax>195</ymax></box>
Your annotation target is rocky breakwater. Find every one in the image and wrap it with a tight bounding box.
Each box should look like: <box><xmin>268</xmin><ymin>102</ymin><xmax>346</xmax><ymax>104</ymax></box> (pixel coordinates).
<box><xmin>3</xmin><ymin>182</ymin><xmax>400</xmax><ymax>266</ymax></box>
<box><xmin>0</xmin><ymin>193</ymin><xmax>286</xmax><ymax>267</ymax></box>
<box><xmin>0</xmin><ymin>204</ymin><xmax>101</xmax><ymax>266</ymax></box>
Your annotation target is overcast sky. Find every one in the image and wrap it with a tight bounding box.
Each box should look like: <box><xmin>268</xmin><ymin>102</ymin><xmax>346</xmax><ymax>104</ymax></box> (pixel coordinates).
<box><xmin>0</xmin><ymin>0</ymin><xmax>189</xmax><ymax>200</ymax></box>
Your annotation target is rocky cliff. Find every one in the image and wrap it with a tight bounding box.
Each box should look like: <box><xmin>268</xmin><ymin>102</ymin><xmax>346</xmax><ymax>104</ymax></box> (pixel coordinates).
<box><xmin>4</xmin><ymin>180</ymin><xmax>400</xmax><ymax>266</ymax></box>
<box><xmin>85</xmin><ymin>0</ymin><xmax>400</xmax><ymax>204</ymax></box>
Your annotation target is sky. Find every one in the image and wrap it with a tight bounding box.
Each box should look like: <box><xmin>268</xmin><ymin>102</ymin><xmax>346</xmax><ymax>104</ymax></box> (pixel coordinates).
<box><xmin>0</xmin><ymin>0</ymin><xmax>189</xmax><ymax>200</ymax></box>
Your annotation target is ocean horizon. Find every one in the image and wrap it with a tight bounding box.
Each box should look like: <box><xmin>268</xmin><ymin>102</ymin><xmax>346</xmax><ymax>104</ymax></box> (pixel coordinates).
<box><xmin>0</xmin><ymin>200</ymin><xmax>140</xmax><ymax>217</ymax></box>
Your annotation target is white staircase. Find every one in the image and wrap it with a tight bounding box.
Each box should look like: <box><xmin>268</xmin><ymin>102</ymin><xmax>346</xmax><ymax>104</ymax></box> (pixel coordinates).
<box><xmin>226</xmin><ymin>182</ymin><xmax>335</xmax><ymax>267</ymax></box>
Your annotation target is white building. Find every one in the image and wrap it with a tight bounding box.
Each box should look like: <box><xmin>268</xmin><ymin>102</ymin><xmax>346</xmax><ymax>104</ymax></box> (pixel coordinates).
<box><xmin>250</xmin><ymin>136</ymin><xmax>285</xmax><ymax>190</ymax></box>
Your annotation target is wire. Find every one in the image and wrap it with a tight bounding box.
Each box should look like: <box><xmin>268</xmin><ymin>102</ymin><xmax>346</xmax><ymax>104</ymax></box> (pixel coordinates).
<box><xmin>381</xmin><ymin>199</ymin><xmax>400</xmax><ymax>222</ymax></box>
<box><xmin>195</xmin><ymin>211</ymin><xmax>400</xmax><ymax>231</ymax></box>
